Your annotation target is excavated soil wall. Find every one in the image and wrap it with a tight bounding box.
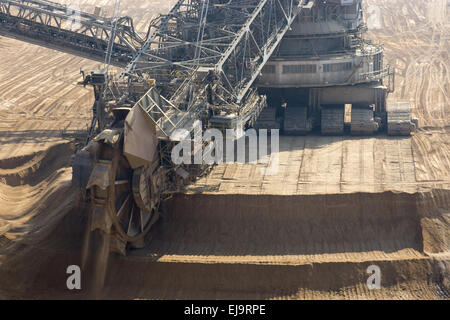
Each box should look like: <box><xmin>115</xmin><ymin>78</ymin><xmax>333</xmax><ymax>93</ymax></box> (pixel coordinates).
<box><xmin>152</xmin><ymin>193</ymin><xmax>424</xmax><ymax>257</ymax></box>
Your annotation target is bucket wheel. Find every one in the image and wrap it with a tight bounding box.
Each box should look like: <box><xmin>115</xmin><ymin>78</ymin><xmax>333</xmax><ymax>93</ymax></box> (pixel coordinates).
<box><xmin>86</xmin><ymin>130</ymin><xmax>160</xmax><ymax>255</ymax></box>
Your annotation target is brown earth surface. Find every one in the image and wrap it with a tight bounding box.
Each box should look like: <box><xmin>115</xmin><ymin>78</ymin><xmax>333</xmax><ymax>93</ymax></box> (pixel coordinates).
<box><xmin>0</xmin><ymin>0</ymin><xmax>449</xmax><ymax>299</ymax></box>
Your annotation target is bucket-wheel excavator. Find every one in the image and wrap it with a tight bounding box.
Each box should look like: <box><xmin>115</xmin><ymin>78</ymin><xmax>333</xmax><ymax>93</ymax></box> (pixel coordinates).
<box><xmin>0</xmin><ymin>0</ymin><xmax>417</xmax><ymax>255</ymax></box>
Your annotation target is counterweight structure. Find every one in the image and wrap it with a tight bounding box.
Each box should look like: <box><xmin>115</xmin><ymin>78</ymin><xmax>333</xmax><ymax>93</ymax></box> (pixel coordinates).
<box><xmin>257</xmin><ymin>0</ymin><xmax>416</xmax><ymax>136</ymax></box>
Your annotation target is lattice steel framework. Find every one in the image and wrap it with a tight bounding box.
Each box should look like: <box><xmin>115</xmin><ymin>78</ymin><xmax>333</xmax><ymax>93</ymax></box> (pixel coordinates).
<box><xmin>125</xmin><ymin>0</ymin><xmax>306</xmax><ymax>101</ymax></box>
<box><xmin>121</xmin><ymin>0</ymin><xmax>308</xmax><ymax>136</ymax></box>
<box><xmin>0</xmin><ymin>0</ymin><xmax>311</xmax><ymax>137</ymax></box>
<box><xmin>0</xmin><ymin>0</ymin><xmax>145</xmax><ymax>64</ymax></box>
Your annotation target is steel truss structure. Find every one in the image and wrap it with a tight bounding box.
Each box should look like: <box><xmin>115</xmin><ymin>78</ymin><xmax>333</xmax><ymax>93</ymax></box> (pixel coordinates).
<box><xmin>0</xmin><ymin>0</ymin><xmax>145</xmax><ymax>65</ymax></box>
<box><xmin>0</xmin><ymin>0</ymin><xmax>310</xmax><ymax>137</ymax></box>
<box><xmin>122</xmin><ymin>0</ymin><xmax>308</xmax><ymax>137</ymax></box>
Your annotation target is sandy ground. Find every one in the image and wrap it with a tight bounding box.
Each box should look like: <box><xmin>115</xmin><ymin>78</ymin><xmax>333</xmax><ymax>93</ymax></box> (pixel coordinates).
<box><xmin>0</xmin><ymin>0</ymin><xmax>448</xmax><ymax>299</ymax></box>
